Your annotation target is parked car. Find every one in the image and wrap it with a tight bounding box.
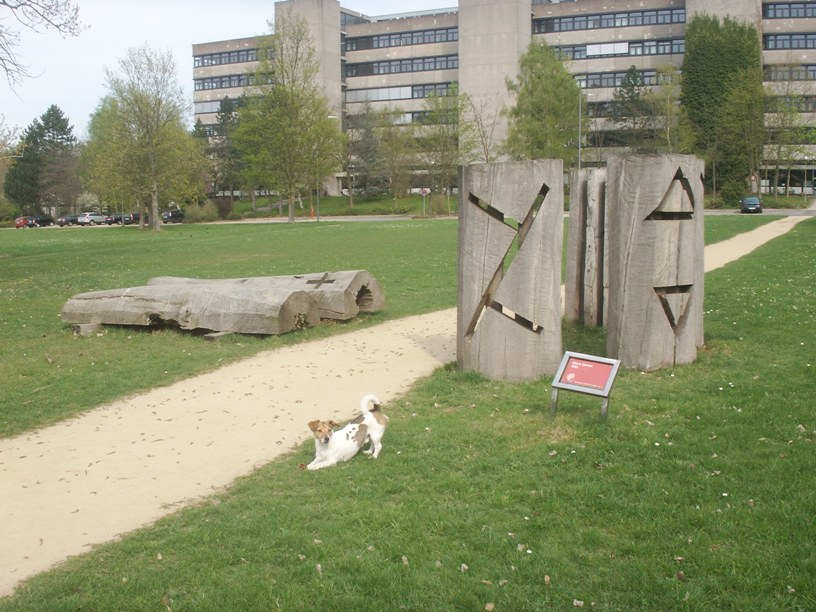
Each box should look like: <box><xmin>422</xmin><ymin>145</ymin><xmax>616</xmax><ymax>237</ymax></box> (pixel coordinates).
<box><xmin>14</xmin><ymin>216</ymin><xmax>32</xmax><ymax>228</ymax></box>
<box><xmin>739</xmin><ymin>195</ymin><xmax>762</xmax><ymax>214</ymax></box>
<box><xmin>57</xmin><ymin>214</ymin><xmax>79</xmax><ymax>226</ymax></box>
<box><xmin>161</xmin><ymin>209</ymin><xmax>185</xmax><ymax>223</ymax></box>
<box><xmin>122</xmin><ymin>212</ymin><xmax>142</xmax><ymax>225</ymax></box>
<box><xmin>105</xmin><ymin>213</ymin><xmax>123</xmax><ymax>225</ymax></box>
<box><xmin>29</xmin><ymin>214</ymin><xmax>54</xmax><ymax>227</ymax></box>
<box><xmin>77</xmin><ymin>211</ymin><xmax>107</xmax><ymax>225</ymax></box>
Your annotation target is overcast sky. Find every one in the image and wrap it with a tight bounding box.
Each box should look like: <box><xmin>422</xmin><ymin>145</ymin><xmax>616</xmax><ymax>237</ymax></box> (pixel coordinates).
<box><xmin>0</xmin><ymin>0</ymin><xmax>456</xmax><ymax>139</ymax></box>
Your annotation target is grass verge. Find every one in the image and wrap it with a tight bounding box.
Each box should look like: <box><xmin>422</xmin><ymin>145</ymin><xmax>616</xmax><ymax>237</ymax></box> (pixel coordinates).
<box><xmin>0</xmin><ymin>215</ymin><xmax>812</xmax><ymax>608</ymax></box>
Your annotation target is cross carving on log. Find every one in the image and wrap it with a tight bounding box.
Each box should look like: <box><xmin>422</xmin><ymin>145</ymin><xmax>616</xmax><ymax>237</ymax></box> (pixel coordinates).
<box><xmin>306</xmin><ymin>273</ymin><xmax>335</xmax><ymax>289</ymax></box>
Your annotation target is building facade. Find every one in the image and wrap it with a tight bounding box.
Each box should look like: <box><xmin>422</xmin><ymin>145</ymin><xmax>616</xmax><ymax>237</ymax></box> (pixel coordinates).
<box><xmin>192</xmin><ymin>0</ymin><xmax>816</xmax><ymax>192</ymax></box>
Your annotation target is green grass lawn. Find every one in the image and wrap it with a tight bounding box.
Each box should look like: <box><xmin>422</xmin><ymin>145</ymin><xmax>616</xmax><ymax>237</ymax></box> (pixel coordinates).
<box><xmin>1</xmin><ymin>215</ymin><xmax>777</xmax><ymax>438</ymax></box>
<box><xmin>1</xmin><ymin>214</ymin><xmax>813</xmax><ymax>609</ymax></box>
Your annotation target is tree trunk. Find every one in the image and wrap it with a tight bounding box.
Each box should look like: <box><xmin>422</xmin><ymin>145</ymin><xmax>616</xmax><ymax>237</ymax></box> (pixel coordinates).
<box><xmin>287</xmin><ymin>193</ymin><xmax>295</xmax><ymax>223</ymax></box>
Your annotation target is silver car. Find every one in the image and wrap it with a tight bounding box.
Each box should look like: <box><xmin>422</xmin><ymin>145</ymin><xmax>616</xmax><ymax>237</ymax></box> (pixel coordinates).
<box><xmin>77</xmin><ymin>211</ymin><xmax>107</xmax><ymax>225</ymax></box>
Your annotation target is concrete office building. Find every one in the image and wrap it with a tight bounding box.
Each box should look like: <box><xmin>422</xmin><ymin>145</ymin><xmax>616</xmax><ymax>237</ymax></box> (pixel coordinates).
<box><xmin>193</xmin><ymin>0</ymin><xmax>816</xmax><ymax>192</ymax></box>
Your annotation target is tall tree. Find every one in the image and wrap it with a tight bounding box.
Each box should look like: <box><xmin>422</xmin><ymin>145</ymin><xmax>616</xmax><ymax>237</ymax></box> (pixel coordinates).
<box><xmin>765</xmin><ymin>74</ymin><xmax>811</xmax><ymax>194</ymax></box>
<box><xmin>378</xmin><ymin>107</ymin><xmax>415</xmax><ymax>204</ymax></box>
<box><xmin>504</xmin><ymin>40</ymin><xmax>582</xmax><ymax>163</ymax></box>
<box><xmin>102</xmin><ymin>45</ymin><xmax>206</xmax><ymax>230</ymax></box>
<box><xmin>461</xmin><ymin>92</ymin><xmax>501</xmax><ymax>163</ymax></box>
<box><xmin>681</xmin><ymin>15</ymin><xmax>763</xmax><ymax>198</ymax></box>
<box><xmin>210</xmin><ymin>97</ymin><xmax>243</xmax><ymax>207</ymax></box>
<box><xmin>3</xmin><ymin>104</ymin><xmax>78</xmax><ymax>212</ymax></box>
<box><xmin>0</xmin><ymin>0</ymin><xmax>81</xmax><ymax>88</ymax></box>
<box><xmin>234</xmin><ymin>10</ymin><xmax>342</xmax><ymax>223</ymax></box>
<box><xmin>0</xmin><ymin>118</ymin><xmax>17</xmax><ymax>219</ymax></box>
<box><xmin>611</xmin><ymin>65</ymin><xmax>651</xmax><ymax>151</ymax></box>
<box><xmin>348</xmin><ymin>102</ymin><xmax>388</xmax><ymax>196</ymax></box>
<box><xmin>642</xmin><ymin>64</ymin><xmax>688</xmax><ymax>154</ymax></box>
<box><xmin>718</xmin><ymin>65</ymin><xmax>766</xmax><ymax>201</ymax></box>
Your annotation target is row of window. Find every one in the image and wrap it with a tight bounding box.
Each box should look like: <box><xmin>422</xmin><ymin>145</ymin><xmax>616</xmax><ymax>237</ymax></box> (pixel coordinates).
<box><xmin>556</xmin><ymin>38</ymin><xmax>684</xmax><ymax>61</ymax></box>
<box><xmin>764</xmin><ymin>33</ymin><xmax>816</xmax><ymax>50</ymax></box>
<box><xmin>576</xmin><ymin>69</ymin><xmax>660</xmax><ymax>90</ymax></box>
<box><xmin>345</xmin><ymin>110</ymin><xmax>437</xmax><ymax>129</ymax></box>
<box><xmin>765</xmin><ymin>65</ymin><xmax>816</xmax><ymax>81</ymax></box>
<box><xmin>345</xmin><ymin>55</ymin><xmax>459</xmax><ymax>77</ymax></box>
<box><xmin>346</xmin><ymin>27</ymin><xmax>458</xmax><ymax>52</ymax></box>
<box><xmin>534</xmin><ymin>8</ymin><xmax>685</xmax><ymax>34</ymax></box>
<box><xmin>763</xmin><ymin>3</ymin><xmax>816</xmax><ymax>19</ymax></box>
<box><xmin>766</xmin><ymin>95</ymin><xmax>816</xmax><ymax>113</ymax></box>
<box><xmin>194</xmin><ymin>74</ymin><xmax>252</xmax><ymax>91</ymax></box>
<box><xmin>194</xmin><ymin>49</ymin><xmax>260</xmax><ymax>68</ymax></box>
<box><xmin>345</xmin><ymin>82</ymin><xmax>452</xmax><ymax>104</ymax></box>
<box><xmin>194</xmin><ymin>99</ymin><xmax>243</xmax><ymax>115</ymax></box>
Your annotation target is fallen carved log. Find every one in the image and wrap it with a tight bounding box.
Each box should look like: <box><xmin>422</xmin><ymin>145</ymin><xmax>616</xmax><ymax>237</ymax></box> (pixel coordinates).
<box><xmin>60</xmin><ymin>285</ymin><xmax>319</xmax><ymax>335</ymax></box>
<box><xmin>146</xmin><ymin>270</ymin><xmax>385</xmax><ymax>320</ymax></box>
<box><xmin>60</xmin><ymin>270</ymin><xmax>385</xmax><ymax>336</ymax></box>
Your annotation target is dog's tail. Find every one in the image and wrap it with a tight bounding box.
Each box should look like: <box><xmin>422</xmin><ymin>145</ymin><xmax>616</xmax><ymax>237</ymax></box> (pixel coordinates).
<box><xmin>360</xmin><ymin>393</ymin><xmax>382</xmax><ymax>413</ymax></box>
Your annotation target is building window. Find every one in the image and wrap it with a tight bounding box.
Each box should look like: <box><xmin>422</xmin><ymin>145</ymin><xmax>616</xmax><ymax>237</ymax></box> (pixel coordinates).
<box><xmin>764</xmin><ymin>33</ymin><xmax>816</xmax><ymax>50</ymax></box>
<box><xmin>194</xmin><ymin>74</ymin><xmax>251</xmax><ymax>91</ymax></box>
<box><xmin>346</xmin><ymin>27</ymin><xmax>458</xmax><ymax>53</ymax></box>
<box><xmin>576</xmin><ymin>69</ymin><xmax>658</xmax><ymax>89</ymax></box>
<box><xmin>344</xmin><ymin>82</ymin><xmax>454</xmax><ymax>104</ymax></box>
<box><xmin>534</xmin><ymin>8</ymin><xmax>685</xmax><ymax>34</ymax></box>
<box><xmin>764</xmin><ymin>64</ymin><xmax>816</xmax><ymax>81</ymax></box>
<box><xmin>557</xmin><ymin>38</ymin><xmax>683</xmax><ymax>61</ymax></box>
<box><xmin>346</xmin><ymin>55</ymin><xmax>458</xmax><ymax>78</ymax></box>
<box><xmin>764</xmin><ymin>3</ymin><xmax>816</xmax><ymax>19</ymax></box>
<box><xmin>193</xmin><ymin>48</ymin><xmax>258</xmax><ymax>68</ymax></box>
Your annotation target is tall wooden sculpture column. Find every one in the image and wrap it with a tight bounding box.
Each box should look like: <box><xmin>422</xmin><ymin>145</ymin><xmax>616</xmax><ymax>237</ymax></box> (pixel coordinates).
<box><xmin>457</xmin><ymin>160</ymin><xmax>563</xmax><ymax>382</ymax></box>
<box><xmin>606</xmin><ymin>154</ymin><xmax>705</xmax><ymax>371</ymax></box>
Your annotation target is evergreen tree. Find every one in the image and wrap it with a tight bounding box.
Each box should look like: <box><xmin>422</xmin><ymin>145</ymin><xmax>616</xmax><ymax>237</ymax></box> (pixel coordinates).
<box><xmin>611</xmin><ymin>66</ymin><xmax>651</xmax><ymax>151</ymax></box>
<box><xmin>3</xmin><ymin>104</ymin><xmax>78</xmax><ymax>212</ymax></box>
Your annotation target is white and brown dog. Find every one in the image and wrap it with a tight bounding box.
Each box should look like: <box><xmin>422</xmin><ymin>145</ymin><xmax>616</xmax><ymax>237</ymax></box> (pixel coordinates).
<box><xmin>305</xmin><ymin>394</ymin><xmax>388</xmax><ymax>471</ymax></box>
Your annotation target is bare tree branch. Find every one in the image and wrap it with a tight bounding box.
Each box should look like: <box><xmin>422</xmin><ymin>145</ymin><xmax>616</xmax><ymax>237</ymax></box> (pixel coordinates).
<box><xmin>0</xmin><ymin>0</ymin><xmax>81</xmax><ymax>88</ymax></box>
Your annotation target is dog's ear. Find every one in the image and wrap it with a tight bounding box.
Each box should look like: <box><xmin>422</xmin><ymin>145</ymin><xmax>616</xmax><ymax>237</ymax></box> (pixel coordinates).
<box><xmin>308</xmin><ymin>420</ymin><xmax>321</xmax><ymax>432</ymax></box>
<box><xmin>328</xmin><ymin>420</ymin><xmax>339</xmax><ymax>428</ymax></box>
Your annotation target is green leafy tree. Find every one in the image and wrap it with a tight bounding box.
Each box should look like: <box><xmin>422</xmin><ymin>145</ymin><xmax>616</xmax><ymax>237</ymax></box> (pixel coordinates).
<box><xmin>718</xmin><ymin>66</ymin><xmax>766</xmax><ymax>199</ymax></box>
<box><xmin>3</xmin><ymin>104</ymin><xmax>79</xmax><ymax>213</ymax></box>
<box><xmin>681</xmin><ymin>15</ymin><xmax>763</xmax><ymax>197</ymax></box>
<box><xmin>504</xmin><ymin>40</ymin><xmax>582</xmax><ymax>163</ymax></box>
<box><xmin>234</xmin><ymin>10</ymin><xmax>342</xmax><ymax>223</ymax></box>
<box><xmin>101</xmin><ymin>45</ymin><xmax>207</xmax><ymax>230</ymax></box>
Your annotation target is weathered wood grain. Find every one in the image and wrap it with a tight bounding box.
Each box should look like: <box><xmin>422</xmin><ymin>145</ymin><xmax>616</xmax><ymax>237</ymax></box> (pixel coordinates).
<box><xmin>61</xmin><ymin>285</ymin><xmax>319</xmax><ymax>335</ymax></box>
<box><xmin>147</xmin><ymin>270</ymin><xmax>385</xmax><ymax>321</ymax></box>
<box><xmin>605</xmin><ymin>154</ymin><xmax>704</xmax><ymax>370</ymax></box>
<box><xmin>457</xmin><ymin>160</ymin><xmax>563</xmax><ymax>381</ymax></box>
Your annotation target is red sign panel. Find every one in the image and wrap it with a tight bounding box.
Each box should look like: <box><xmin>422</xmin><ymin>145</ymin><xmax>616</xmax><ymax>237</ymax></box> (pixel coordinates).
<box><xmin>552</xmin><ymin>352</ymin><xmax>620</xmax><ymax>398</ymax></box>
<box><xmin>560</xmin><ymin>356</ymin><xmax>614</xmax><ymax>391</ymax></box>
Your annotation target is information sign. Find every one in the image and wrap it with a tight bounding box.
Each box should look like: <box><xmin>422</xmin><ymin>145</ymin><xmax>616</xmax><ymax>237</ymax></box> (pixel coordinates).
<box><xmin>551</xmin><ymin>352</ymin><xmax>621</xmax><ymax>419</ymax></box>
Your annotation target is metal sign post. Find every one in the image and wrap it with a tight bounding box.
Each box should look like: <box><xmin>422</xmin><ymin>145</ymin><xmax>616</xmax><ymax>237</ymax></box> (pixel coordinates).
<box><xmin>551</xmin><ymin>351</ymin><xmax>621</xmax><ymax>420</ymax></box>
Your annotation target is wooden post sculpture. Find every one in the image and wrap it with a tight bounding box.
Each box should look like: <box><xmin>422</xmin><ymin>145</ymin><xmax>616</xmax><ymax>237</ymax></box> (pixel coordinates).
<box><xmin>457</xmin><ymin>160</ymin><xmax>563</xmax><ymax>382</ymax></box>
<box><xmin>565</xmin><ymin>167</ymin><xmax>608</xmax><ymax>327</ymax></box>
<box><xmin>605</xmin><ymin>154</ymin><xmax>705</xmax><ymax>371</ymax></box>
